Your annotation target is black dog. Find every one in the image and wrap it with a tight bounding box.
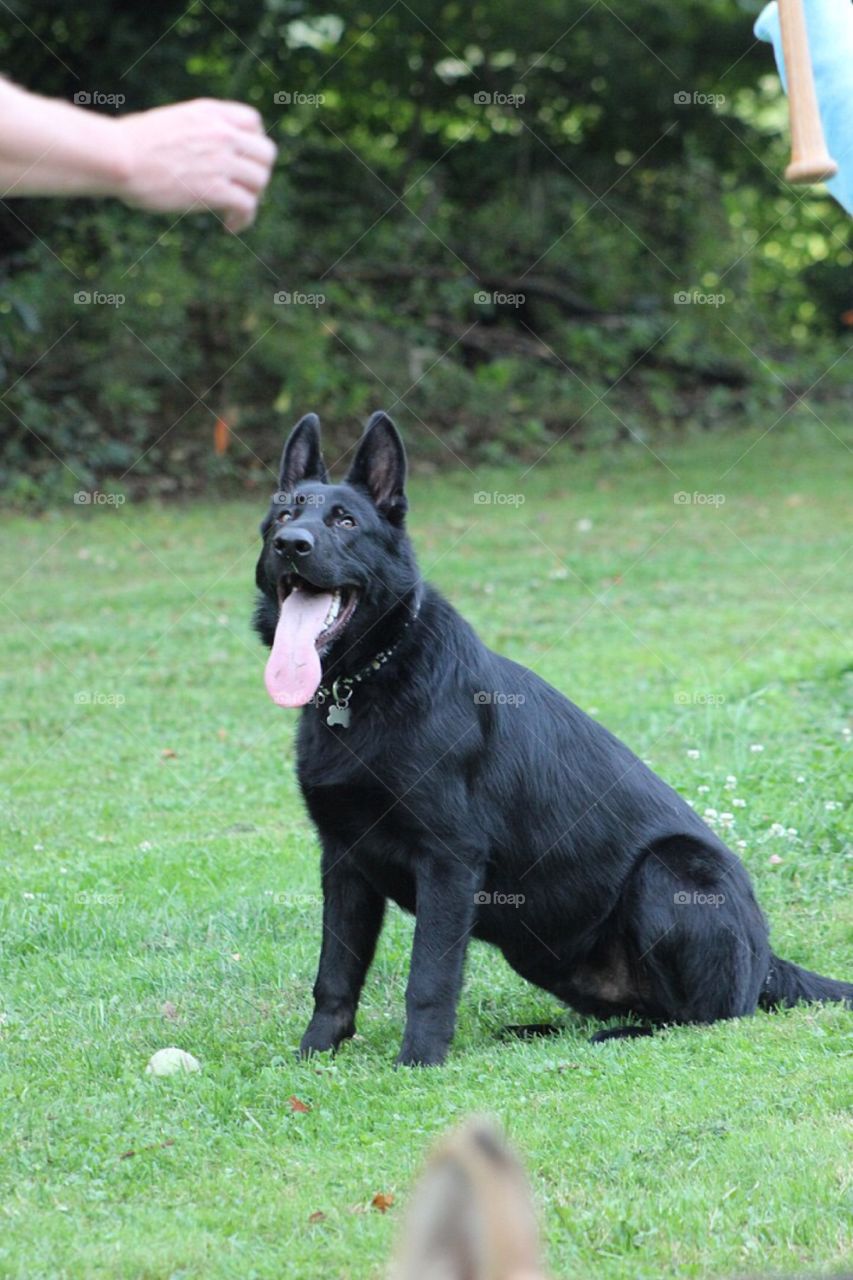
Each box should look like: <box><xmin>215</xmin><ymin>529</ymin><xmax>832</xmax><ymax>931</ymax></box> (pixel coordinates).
<box><xmin>254</xmin><ymin>411</ymin><xmax>852</xmax><ymax>1065</ymax></box>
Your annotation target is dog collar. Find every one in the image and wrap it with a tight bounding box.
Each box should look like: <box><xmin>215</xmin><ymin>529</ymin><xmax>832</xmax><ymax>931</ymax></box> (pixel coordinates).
<box><xmin>310</xmin><ymin>590</ymin><xmax>422</xmax><ymax>728</ymax></box>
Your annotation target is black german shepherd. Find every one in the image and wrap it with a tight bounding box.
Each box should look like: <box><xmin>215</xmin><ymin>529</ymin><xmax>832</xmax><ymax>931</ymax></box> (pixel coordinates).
<box><xmin>254</xmin><ymin>411</ymin><xmax>852</xmax><ymax>1065</ymax></box>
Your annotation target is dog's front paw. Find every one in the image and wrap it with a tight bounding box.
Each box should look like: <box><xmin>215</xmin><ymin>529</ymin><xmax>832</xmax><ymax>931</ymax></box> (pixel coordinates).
<box><xmin>299</xmin><ymin>1014</ymin><xmax>355</xmax><ymax>1058</ymax></box>
<box><xmin>395</xmin><ymin>1040</ymin><xmax>448</xmax><ymax>1068</ymax></box>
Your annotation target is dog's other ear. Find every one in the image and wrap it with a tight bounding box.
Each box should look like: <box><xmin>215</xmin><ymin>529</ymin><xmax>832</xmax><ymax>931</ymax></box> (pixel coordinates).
<box><xmin>278</xmin><ymin>413</ymin><xmax>328</xmax><ymax>495</ymax></box>
<box><xmin>346</xmin><ymin>410</ymin><xmax>407</xmax><ymax>524</ymax></box>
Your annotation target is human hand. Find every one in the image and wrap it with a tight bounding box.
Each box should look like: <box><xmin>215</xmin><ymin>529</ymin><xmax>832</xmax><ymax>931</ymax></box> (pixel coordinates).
<box><xmin>113</xmin><ymin>98</ymin><xmax>277</xmax><ymax>232</ymax></box>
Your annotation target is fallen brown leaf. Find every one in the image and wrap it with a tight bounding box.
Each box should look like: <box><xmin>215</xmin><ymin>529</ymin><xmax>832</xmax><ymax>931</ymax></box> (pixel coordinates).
<box><xmin>119</xmin><ymin>1138</ymin><xmax>175</xmax><ymax>1160</ymax></box>
<box><xmin>161</xmin><ymin>1001</ymin><xmax>178</xmax><ymax>1021</ymax></box>
<box><xmin>288</xmin><ymin>1095</ymin><xmax>311</xmax><ymax>1113</ymax></box>
<box><xmin>308</xmin><ymin>1211</ymin><xmax>326</xmax><ymax>1224</ymax></box>
<box><xmin>161</xmin><ymin>748</ymin><xmax>177</xmax><ymax>760</ymax></box>
<box><xmin>372</xmin><ymin>1192</ymin><xmax>394</xmax><ymax>1213</ymax></box>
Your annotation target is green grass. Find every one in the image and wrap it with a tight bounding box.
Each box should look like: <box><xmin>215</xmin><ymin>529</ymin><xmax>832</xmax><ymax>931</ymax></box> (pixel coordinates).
<box><xmin>1</xmin><ymin>415</ymin><xmax>851</xmax><ymax>1279</ymax></box>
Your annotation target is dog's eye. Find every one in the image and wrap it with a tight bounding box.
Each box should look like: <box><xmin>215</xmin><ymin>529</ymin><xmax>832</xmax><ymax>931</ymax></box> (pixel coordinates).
<box><xmin>335</xmin><ymin>515</ymin><xmax>356</xmax><ymax>529</ymax></box>
<box><xmin>277</xmin><ymin>511</ymin><xmax>293</xmax><ymax>523</ymax></box>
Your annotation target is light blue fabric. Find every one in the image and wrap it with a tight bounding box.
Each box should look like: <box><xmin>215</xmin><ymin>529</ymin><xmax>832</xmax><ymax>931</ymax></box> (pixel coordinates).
<box><xmin>755</xmin><ymin>0</ymin><xmax>853</xmax><ymax>213</ymax></box>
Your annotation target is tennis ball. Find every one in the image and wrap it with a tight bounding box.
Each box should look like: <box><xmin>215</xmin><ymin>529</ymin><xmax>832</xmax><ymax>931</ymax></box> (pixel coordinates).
<box><xmin>145</xmin><ymin>1046</ymin><xmax>201</xmax><ymax>1076</ymax></box>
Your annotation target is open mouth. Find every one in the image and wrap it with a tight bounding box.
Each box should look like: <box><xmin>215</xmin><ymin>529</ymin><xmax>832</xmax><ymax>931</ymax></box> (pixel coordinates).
<box><xmin>276</xmin><ymin>573</ymin><xmax>359</xmax><ymax>652</ymax></box>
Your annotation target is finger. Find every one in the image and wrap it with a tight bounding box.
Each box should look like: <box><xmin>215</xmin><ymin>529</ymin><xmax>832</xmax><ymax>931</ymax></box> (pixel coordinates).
<box><xmin>234</xmin><ymin>131</ymin><xmax>277</xmax><ymax>167</ymax></box>
<box><xmin>225</xmin><ymin>206</ymin><xmax>254</xmax><ymax>233</ymax></box>
<box><xmin>227</xmin><ymin>157</ymin><xmax>272</xmax><ymax>195</ymax></box>
<box><xmin>221</xmin><ymin>183</ymin><xmax>257</xmax><ymax>233</ymax></box>
<box><xmin>216</xmin><ymin>100</ymin><xmax>265</xmax><ymax>131</ymax></box>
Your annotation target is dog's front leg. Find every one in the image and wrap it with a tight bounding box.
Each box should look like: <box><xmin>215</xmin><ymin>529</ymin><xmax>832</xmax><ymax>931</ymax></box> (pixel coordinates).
<box><xmin>397</xmin><ymin>857</ymin><xmax>481</xmax><ymax>1067</ymax></box>
<box><xmin>300</xmin><ymin>853</ymin><xmax>385</xmax><ymax>1058</ymax></box>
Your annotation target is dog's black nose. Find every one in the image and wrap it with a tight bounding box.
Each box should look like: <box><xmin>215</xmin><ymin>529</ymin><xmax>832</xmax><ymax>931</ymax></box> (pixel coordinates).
<box><xmin>273</xmin><ymin>528</ymin><xmax>315</xmax><ymax>556</ymax></box>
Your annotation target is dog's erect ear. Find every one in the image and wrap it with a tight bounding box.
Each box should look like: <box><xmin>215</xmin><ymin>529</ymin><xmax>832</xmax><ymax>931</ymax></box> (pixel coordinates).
<box><xmin>277</xmin><ymin>413</ymin><xmax>328</xmax><ymax>495</ymax></box>
<box><xmin>346</xmin><ymin>411</ymin><xmax>407</xmax><ymax>524</ymax></box>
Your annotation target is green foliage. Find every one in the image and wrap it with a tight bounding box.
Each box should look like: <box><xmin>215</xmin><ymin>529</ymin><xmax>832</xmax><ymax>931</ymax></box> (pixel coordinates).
<box><xmin>0</xmin><ymin>1</ymin><xmax>850</xmax><ymax>499</ymax></box>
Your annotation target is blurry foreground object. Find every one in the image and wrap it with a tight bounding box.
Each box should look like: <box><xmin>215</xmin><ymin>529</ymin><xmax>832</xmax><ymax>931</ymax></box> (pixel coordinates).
<box><xmin>390</xmin><ymin>1117</ymin><xmax>548</xmax><ymax>1280</ymax></box>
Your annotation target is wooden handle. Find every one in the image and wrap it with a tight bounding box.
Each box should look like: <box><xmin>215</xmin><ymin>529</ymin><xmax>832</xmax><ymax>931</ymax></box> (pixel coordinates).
<box><xmin>778</xmin><ymin>0</ymin><xmax>837</xmax><ymax>183</ymax></box>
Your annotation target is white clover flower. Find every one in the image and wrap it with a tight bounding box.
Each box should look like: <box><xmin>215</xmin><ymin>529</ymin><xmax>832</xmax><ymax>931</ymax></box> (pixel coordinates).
<box><xmin>769</xmin><ymin>823</ymin><xmax>786</xmax><ymax>837</ymax></box>
<box><xmin>704</xmin><ymin>808</ymin><xmax>718</xmax><ymax>819</ymax></box>
<box><xmin>825</xmin><ymin>800</ymin><xmax>840</xmax><ymax>811</ymax></box>
<box><xmin>697</xmin><ymin>785</ymin><xmax>710</xmax><ymax>794</ymax></box>
<box><xmin>750</xmin><ymin>744</ymin><xmax>764</xmax><ymax>753</ymax></box>
<box><xmin>687</xmin><ymin>749</ymin><xmax>700</xmax><ymax>759</ymax></box>
<box><xmin>733</xmin><ymin>798</ymin><xmax>746</xmax><ymax>807</ymax></box>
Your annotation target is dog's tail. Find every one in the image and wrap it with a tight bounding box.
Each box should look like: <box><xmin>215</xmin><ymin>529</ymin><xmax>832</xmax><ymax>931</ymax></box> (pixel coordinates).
<box><xmin>759</xmin><ymin>952</ymin><xmax>853</xmax><ymax>1011</ymax></box>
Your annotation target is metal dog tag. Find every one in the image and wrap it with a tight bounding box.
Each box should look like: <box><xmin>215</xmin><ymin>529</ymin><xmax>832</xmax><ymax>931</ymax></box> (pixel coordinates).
<box><xmin>326</xmin><ymin>703</ymin><xmax>351</xmax><ymax>728</ymax></box>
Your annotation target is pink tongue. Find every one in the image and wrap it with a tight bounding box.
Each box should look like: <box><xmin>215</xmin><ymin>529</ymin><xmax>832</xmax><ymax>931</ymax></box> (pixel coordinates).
<box><xmin>264</xmin><ymin>589</ymin><xmax>334</xmax><ymax>707</ymax></box>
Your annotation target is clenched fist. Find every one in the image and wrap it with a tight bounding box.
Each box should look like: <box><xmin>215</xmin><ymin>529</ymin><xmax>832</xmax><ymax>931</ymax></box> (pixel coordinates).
<box><xmin>115</xmin><ymin>99</ymin><xmax>277</xmax><ymax>232</ymax></box>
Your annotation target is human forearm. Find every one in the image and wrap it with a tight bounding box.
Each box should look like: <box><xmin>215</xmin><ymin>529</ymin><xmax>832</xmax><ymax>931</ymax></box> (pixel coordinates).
<box><xmin>0</xmin><ymin>77</ymin><xmax>128</xmax><ymax>197</ymax></box>
<box><xmin>0</xmin><ymin>77</ymin><xmax>276</xmax><ymax>231</ymax></box>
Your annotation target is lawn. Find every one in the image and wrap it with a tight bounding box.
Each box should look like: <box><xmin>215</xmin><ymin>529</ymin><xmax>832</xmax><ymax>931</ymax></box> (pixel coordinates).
<box><xmin>0</xmin><ymin>414</ymin><xmax>851</xmax><ymax>1279</ymax></box>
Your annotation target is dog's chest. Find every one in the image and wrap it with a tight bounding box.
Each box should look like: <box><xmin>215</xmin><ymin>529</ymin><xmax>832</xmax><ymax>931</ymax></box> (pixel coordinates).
<box><xmin>299</xmin><ymin>752</ymin><xmax>422</xmax><ymax>913</ymax></box>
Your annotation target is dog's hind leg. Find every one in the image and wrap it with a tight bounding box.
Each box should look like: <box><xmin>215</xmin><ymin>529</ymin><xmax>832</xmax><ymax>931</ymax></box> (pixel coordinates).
<box><xmin>501</xmin><ymin>1022</ymin><xmax>563</xmax><ymax>1040</ymax></box>
<box><xmin>615</xmin><ymin>836</ymin><xmax>770</xmax><ymax>1027</ymax></box>
<box><xmin>590</xmin><ymin>1024</ymin><xmax>655</xmax><ymax>1042</ymax></box>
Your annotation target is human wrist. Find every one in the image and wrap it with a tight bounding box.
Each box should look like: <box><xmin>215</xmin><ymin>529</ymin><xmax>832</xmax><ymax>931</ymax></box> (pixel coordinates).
<box><xmin>80</xmin><ymin>113</ymin><xmax>134</xmax><ymax>198</ymax></box>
